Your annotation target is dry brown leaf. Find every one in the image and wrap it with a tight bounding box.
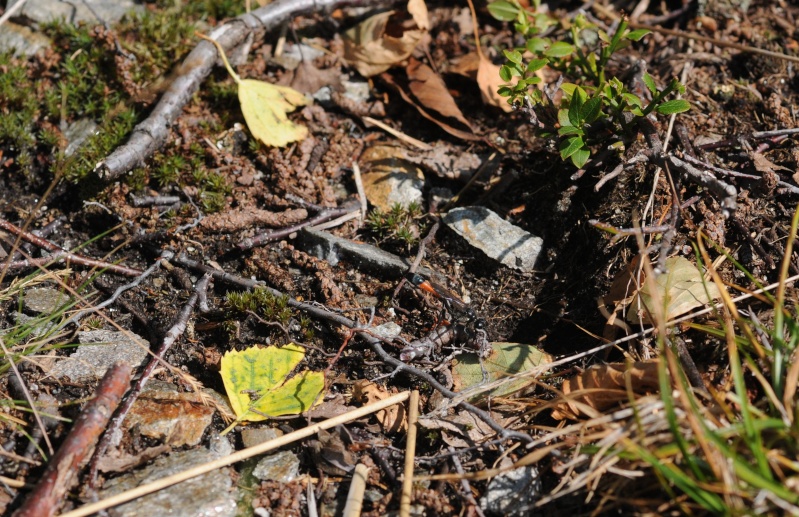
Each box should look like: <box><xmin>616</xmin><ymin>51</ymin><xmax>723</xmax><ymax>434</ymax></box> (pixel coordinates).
<box><xmin>352</xmin><ymin>380</ymin><xmax>406</xmax><ymax>433</ymax></box>
<box><xmin>381</xmin><ymin>72</ymin><xmax>481</xmax><ymax>141</ymax></box>
<box><xmin>552</xmin><ymin>361</ymin><xmax>660</xmax><ymax>420</ymax></box>
<box><xmin>477</xmin><ymin>56</ymin><xmax>513</xmax><ymax>112</ymax></box>
<box><xmin>407</xmin><ymin>57</ymin><xmax>474</xmax><ymax>130</ymax></box>
<box><xmin>342</xmin><ymin>0</ymin><xmax>429</xmax><ymax>77</ymax></box>
<box><xmin>447</xmin><ymin>52</ymin><xmax>480</xmax><ymax>79</ymax></box>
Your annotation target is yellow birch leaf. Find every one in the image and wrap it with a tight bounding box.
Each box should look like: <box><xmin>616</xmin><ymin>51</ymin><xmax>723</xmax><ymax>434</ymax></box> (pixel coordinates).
<box><xmin>220</xmin><ymin>344</ymin><xmax>324</xmax><ymax>422</ymax></box>
<box><xmin>238</xmin><ymin>79</ymin><xmax>310</xmax><ymax>148</ymax></box>
<box><xmin>197</xmin><ymin>32</ymin><xmax>310</xmax><ymax>148</ymax></box>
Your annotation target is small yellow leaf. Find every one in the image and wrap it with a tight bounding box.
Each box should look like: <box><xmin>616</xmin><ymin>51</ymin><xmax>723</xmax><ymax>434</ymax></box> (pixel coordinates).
<box><xmin>238</xmin><ymin>79</ymin><xmax>310</xmax><ymax>148</ymax></box>
<box><xmin>220</xmin><ymin>344</ymin><xmax>324</xmax><ymax>422</ymax></box>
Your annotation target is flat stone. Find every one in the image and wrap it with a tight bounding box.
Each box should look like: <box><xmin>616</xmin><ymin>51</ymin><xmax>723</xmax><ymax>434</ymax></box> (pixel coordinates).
<box><xmin>241</xmin><ymin>427</ymin><xmax>283</xmax><ymax>449</ymax></box>
<box><xmin>21</xmin><ymin>287</ymin><xmax>71</xmax><ymax>315</ymax></box>
<box><xmin>125</xmin><ymin>382</ymin><xmax>217</xmax><ymax>447</ymax></box>
<box><xmin>0</xmin><ymin>21</ymin><xmax>51</xmax><ymax>56</ymax></box>
<box><xmin>7</xmin><ymin>0</ymin><xmax>144</xmax><ymax>25</ymax></box>
<box><xmin>297</xmin><ymin>228</ymin><xmax>435</xmax><ymax>279</ymax></box>
<box><xmin>252</xmin><ymin>450</ymin><xmax>301</xmax><ymax>483</ymax></box>
<box><xmin>443</xmin><ymin>207</ymin><xmax>543</xmax><ymax>272</ymax></box>
<box><xmin>361</xmin><ymin>170</ymin><xmax>424</xmax><ymax>212</ymax></box>
<box><xmin>50</xmin><ymin>330</ymin><xmax>148</xmax><ymax>383</ymax></box>
<box><xmin>100</xmin><ymin>438</ymin><xmax>238</xmax><ymax>517</ymax></box>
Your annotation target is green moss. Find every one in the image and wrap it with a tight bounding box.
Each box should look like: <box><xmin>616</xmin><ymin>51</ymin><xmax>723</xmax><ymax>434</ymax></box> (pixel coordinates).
<box><xmin>365</xmin><ymin>202</ymin><xmax>425</xmax><ymax>249</ymax></box>
<box><xmin>225</xmin><ymin>288</ymin><xmax>292</xmax><ymax>325</ymax></box>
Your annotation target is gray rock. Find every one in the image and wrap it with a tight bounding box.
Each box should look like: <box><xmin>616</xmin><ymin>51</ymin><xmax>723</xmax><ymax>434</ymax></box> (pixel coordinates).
<box><xmin>252</xmin><ymin>450</ymin><xmax>300</xmax><ymax>483</ymax></box>
<box><xmin>7</xmin><ymin>0</ymin><xmax>144</xmax><ymax>25</ymax></box>
<box><xmin>443</xmin><ymin>207</ymin><xmax>543</xmax><ymax>272</ymax></box>
<box><xmin>0</xmin><ymin>21</ymin><xmax>51</xmax><ymax>56</ymax></box>
<box><xmin>480</xmin><ymin>465</ymin><xmax>541</xmax><ymax>516</ymax></box>
<box><xmin>297</xmin><ymin>228</ymin><xmax>435</xmax><ymax>279</ymax></box>
<box><xmin>22</xmin><ymin>287</ymin><xmax>71</xmax><ymax>314</ymax></box>
<box><xmin>100</xmin><ymin>439</ymin><xmax>238</xmax><ymax>517</ymax></box>
<box><xmin>50</xmin><ymin>329</ymin><xmax>149</xmax><ymax>382</ymax></box>
<box><xmin>241</xmin><ymin>427</ymin><xmax>283</xmax><ymax>449</ymax></box>
<box><xmin>13</xmin><ymin>312</ymin><xmax>59</xmax><ymax>338</ymax></box>
<box><xmin>64</xmin><ymin>118</ymin><xmax>98</xmax><ymax>157</ymax></box>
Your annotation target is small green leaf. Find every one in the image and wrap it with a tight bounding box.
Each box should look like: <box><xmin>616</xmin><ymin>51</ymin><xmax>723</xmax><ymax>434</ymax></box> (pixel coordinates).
<box><xmin>625</xmin><ymin>29</ymin><xmax>650</xmax><ymax>41</ymax></box>
<box><xmin>503</xmin><ymin>49</ymin><xmax>523</xmax><ymax>64</ymax></box>
<box><xmin>622</xmin><ymin>93</ymin><xmax>644</xmax><ymax>108</ymax></box>
<box><xmin>499</xmin><ymin>65</ymin><xmax>513</xmax><ymax>82</ymax></box>
<box><xmin>526</xmin><ymin>37</ymin><xmax>549</xmax><ymax>54</ymax></box>
<box><xmin>557</xmin><ymin>108</ymin><xmax>571</xmax><ymax>128</ymax></box>
<box><xmin>560</xmin><ymin>82</ymin><xmax>578</xmax><ymax>98</ymax></box>
<box><xmin>597</xmin><ymin>30</ymin><xmax>610</xmax><ymax>44</ymax></box>
<box><xmin>487</xmin><ymin>0</ymin><xmax>519</xmax><ymax>21</ymax></box>
<box><xmin>560</xmin><ymin>136</ymin><xmax>584</xmax><ymax>160</ymax></box>
<box><xmin>581</xmin><ymin>96</ymin><xmax>603</xmax><ymax>123</ymax></box>
<box><xmin>571</xmin><ymin>147</ymin><xmax>590</xmax><ymax>168</ymax></box>
<box><xmin>498</xmin><ymin>85</ymin><xmax>513</xmax><ymax>97</ymax></box>
<box><xmin>526</xmin><ymin>58</ymin><xmax>549</xmax><ymax>73</ymax></box>
<box><xmin>568</xmin><ymin>86</ymin><xmax>587</xmax><ymax>126</ymax></box>
<box><xmin>642</xmin><ymin>72</ymin><xmax>658</xmax><ymax>95</ymax></box>
<box><xmin>655</xmin><ymin>99</ymin><xmax>691</xmax><ymax>115</ymax></box>
<box><xmin>544</xmin><ymin>41</ymin><xmax>575</xmax><ymax>57</ymax></box>
<box><xmin>558</xmin><ymin>125</ymin><xmax>582</xmax><ymax>136</ymax></box>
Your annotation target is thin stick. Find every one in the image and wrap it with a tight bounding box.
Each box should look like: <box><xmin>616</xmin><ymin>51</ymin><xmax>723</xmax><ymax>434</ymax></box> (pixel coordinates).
<box><xmin>362</xmin><ymin>116</ymin><xmax>432</xmax><ymax>150</ymax></box>
<box><xmin>59</xmin><ymin>392</ymin><xmax>411</xmax><ymax>517</ymax></box>
<box><xmin>399</xmin><ymin>390</ymin><xmax>420</xmax><ymax>517</ymax></box>
<box><xmin>0</xmin><ymin>218</ymin><xmax>142</xmax><ymax>277</ymax></box>
<box><xmin>352</xmin><ymin>161</ymin><xmax>368</xmax><ymax>221</ymax></box>
<box><xmin>342</xmin><ymin>463</ymin><xmax>370</xmax><ymax>517</ymax></box>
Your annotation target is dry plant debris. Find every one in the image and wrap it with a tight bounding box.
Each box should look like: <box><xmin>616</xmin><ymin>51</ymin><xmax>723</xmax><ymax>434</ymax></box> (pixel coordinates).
<box><xmin>1</xmin><ymin>0</ymin><xmax>799</xmax><ymax>515</ymax></box>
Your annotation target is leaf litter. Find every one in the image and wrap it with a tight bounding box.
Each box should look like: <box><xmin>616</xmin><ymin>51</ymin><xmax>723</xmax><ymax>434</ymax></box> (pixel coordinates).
<box><xmin>3</xmin><ymin>0</ymin><xmax>799</xmax><ymax>515</ymax></box>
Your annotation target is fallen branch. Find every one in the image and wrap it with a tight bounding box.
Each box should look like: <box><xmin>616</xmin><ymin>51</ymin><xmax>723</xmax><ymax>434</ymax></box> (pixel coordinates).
<box><xmin>94</xmin><ymin>0</ymin><xmax>397</xmax><ymax>183</ymax></box>
<box><xmin>13</xmin><ymin>362</ymin><xmax>132</xmax><ymax>517</ymax></box>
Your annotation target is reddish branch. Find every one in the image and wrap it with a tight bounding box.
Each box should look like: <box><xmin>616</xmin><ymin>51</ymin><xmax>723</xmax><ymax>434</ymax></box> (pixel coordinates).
<box><xmin>0</xmin><ymin>219</ymin><xmax>142</xmax><ymax>277</ymax></box>
<box><xmin>85</xmin><ymin>273</ymin><xmax>213</xmax><ymax>489</ymax></box>
<box><xmin>95</xmin><ymin>0</ymin><xmax>397</xmax><ymax>183</ymax></box>
<box><xmin>13</xmin><ymin>362</ymin><xmax>132</xmax><ymax>517</ymax></box>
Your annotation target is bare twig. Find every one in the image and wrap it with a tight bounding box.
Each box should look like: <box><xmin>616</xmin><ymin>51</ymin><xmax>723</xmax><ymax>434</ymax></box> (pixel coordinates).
<box><xmin>0</xmin><ymin>218</ymin><xmax>143</xmax><ymax>277</ymax></box>
<box><xmin>95</xmin><ymin>0</ymin><xmax>397</xmax><ymax>183</ymax></box>
<box><xmin>342</xmin><ymin>463</ymin><xmax>370</xmax><ymax>517</ymax></box>
<box><xmin>237</xmin><ymin>201</ymin><xmax>359</xmax><ymax>250</ymax></box>
<box><xmin>14</xmin><ymin>362</ymin><xmax>132</xmax><ymax>517</ymax></box>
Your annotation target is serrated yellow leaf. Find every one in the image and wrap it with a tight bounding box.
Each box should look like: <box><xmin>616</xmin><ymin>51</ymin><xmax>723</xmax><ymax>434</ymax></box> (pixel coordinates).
<box><xmin>238</xmin><ymin>79</ymin><xmax>310</xmax><ymax>148</ymax></box>
<box><xmin>220</xmin><ymin>343</ymin><xmax>324</xmax><ymax>422</ymax></box>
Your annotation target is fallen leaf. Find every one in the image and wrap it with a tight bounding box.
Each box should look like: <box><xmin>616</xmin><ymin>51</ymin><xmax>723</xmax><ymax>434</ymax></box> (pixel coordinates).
<box><xmin>220</xmin><ymin>344</ymin><xmax>324</xmax><ymax>423</ymax></box>
<box><xmin>447</xmin><ymin>51</ymin><xmax>479</xmax><ymax>79</ymax></box>
<box><xmin>352</xmin><ymin>379</ymin><xmax>406</xmax><ymax>433</ymax></box>
<box><xmin>602</xmin><ymin>256</ymin><xmax>722</xmax><ymax>325</ymax></box>
<box><xmin>381</xmin><ymin>72</ymin><xmax>481</xmax><ymax>141</ymax></box>
<box><xmin>552</xmin><ymin>361</ymin><xmax>660</xmax><ymax>420</ymax></box>
<box><xmin>199</xmin><ymin>33</ymin><xmax>310</xmax><ymax>148</ymax></box>
<box><xmin>342</xmin><ymin>0</ymin><xmax>429</xmax><ymax>77</ymax></box>
<box><xmin>631</xmin><ymin>256</ymin><xmax>722</xmax><ymax>324</ymax></box>
<box><xmin>452</xmin><ymin>342</ymin><xmax>552</xmax><ymax>399</ymax></box>
<box><xmin>406</xmin><ymin>57</ymin><xmax>474</xmax><ymax>131</ymax></box>
<box><xmin>477</xmin><ymin>56</ymin><xmax>513</xmax><ymax>112</ymax></box>
<box><xmin>238</xmin><ymin>79</ymin><xmax>310</xmax><ymax>147</ymax></box>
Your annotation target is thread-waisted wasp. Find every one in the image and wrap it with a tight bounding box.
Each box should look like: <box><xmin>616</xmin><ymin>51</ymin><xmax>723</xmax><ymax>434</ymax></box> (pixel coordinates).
<box><xmin>400</xmin><ymin>273</ymin><xmax>490</xmax><ymax>361</ymax></box>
